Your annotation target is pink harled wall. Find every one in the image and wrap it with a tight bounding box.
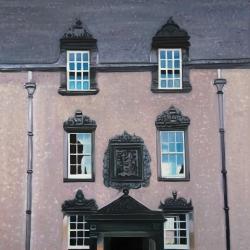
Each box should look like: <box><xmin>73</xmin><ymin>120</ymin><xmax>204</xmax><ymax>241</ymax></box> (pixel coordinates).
<box><xmin>0</xmin><ymin>69</ymin><xmax>249</xmax><ymax>250</ymax></box>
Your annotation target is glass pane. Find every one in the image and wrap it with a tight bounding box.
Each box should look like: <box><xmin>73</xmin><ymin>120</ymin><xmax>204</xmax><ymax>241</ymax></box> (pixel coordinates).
<box><xmin>160</xmin><ymin>50</ymin><xmax>166</xmax><ymax>59</ymax></box>
<box><xmin>69</xmin><ymin>53</ymin><xmax>74</xmax><ymax>61</ymax></box>
<box><xmin>161</xmin><ymin>132</ymin><xmax>168</xmax><ymax>142</ymax></box>
<box><xmin>70</xmin><ymin>239</ymin><xmax>76</xmax><ymax>246</ymax></box>
<box><xmin>167</xmin><ymin>70</ymin><xmax>173</xmax><ymax>78</ymax></box>
<box><xmin>82</xmin><ymin>52</ymin><xmax>89</xmax><ymax>61</ymax></box>
<box><xmin>161</xmin><ymin>80</ymin><xmax>167</xmax><ymax>88</ymax></box>
<box><xmin>167</xmin><ymin>60</ymin><xmax>173</xmax><ymax>68</ymax></box>
<box><xmin>70</xmin><ymin>165</ymin><xmax>76</xmax><ymax>175</ymax></box>
<box><xmin>77</xmin><ymin>133</ymin><xmax>91</xmax><ymax>144</ymax></box>
<box><xmin>83</xmin><ymin>81</ymin><xmax>89</xmax><ymax>90</ymax></box>
<box><xmin>78</xmin><ymin>215</ymin><xmax>83</xmax><ymax>222</ymax></box>
<box><xmin>70</xmin><ymin>155</ymin><xmax>76</xmax><ymax>164</ymax></box>
<box><xmin>161</xmin><ymin>143</ymin><xmax>168</xmax><ymax>153</ymax></box>
<box><xmin>162</xmin><ymin>154</ymin><xmax>168</xmax><ymax>163</ymax></box>
<box><xmin>176</xmin><ymin>132</ymin><xmax>183</xmax><ymax>142</ymax></box>
<box><xmin>76</xmin><ymin>53</ymin><xmax>82</xmax><ymax>61</ymax></box>
<box><xmin>161</xmin><ymin>60</ymin><xmax>166</xmax><ymax>68</ymax></box>
<box><xmin>167</xmin><ymin>50</ymin><xmax>172</xmax><ymax>59</ymax></box>
<box><xmin>69</xmin><ymin>72</ymin><xmax>75</xmax><ymax>80</ymax></box>
<box><xmin>69</xmin><ymin>81</ymin><xmax>75</xmax><ymax>90</ymax></box>
<box><xmin>176</xmin><ymin>143</ymin><xmax>183</xmax><ymax>152</ymax></box>
<box><xmin>174</xmin><ymin>79</ymin><xmax>180</xmax><ymax>88</ymax></box>
<box><xmin>69</xmin><ymin>63</ymin><xmax>75</xmax><ymax>70</ymax></box>
<box><xmin>167</xmin><ymin>80</ymin><xmax>173</xmax><ymax>88</ymax></box>
<box><xmin>174</xmin><ymin>60</ymin><xmax>180</xmax><ymax>68</ymax></box>
<box><xmin>83</xmin><ymin>72</ymin><xmax>88</xmax><ymax>80</ymax></box>
<box><xmin>82</xmin><ymin>156</ymin><xmax>91</xmax><ymax>175</ymax></box>
<box><xmin>77</xmin><ymin>63</ymin><xmax>81</xmax><ymax>70</ymax></box>
<box><xmin>83</xmin><ymin>63</ymin><xmax>89</xmax><ymax>70</ymax></box>
<box><xmin>174</xmin><ymin>70</ymin><xmax>180</xmax><ymax>78</ymax></box>
<box><xmin>70</xmin><ymin>215</ymin><xmax>76</xmax><ymax>222</ymax></box>
<box><xmin>84</xmin><ymin>144</ymin><xmax>91</xmax><ymax>154</ymax></box>
<box><xmin>76</xmin><ymin>81</ymin><xmax>82</xmax><ymax>90</ymax></box>
<box><xmin>169</xmin><ymin>143</ymin><xmax>175</xmax><ymax>152</ymax></box>
<box><xmin>177</xmin><ymin>154</ymin><xmax>184</xmax><ymax>168</ymax></box>
<box><xmin>161</xmin><ymin>70</ymin><xmax>166</xmax><ymax>79</ymax></box>
<box><xmin>169</xmin><ymin>132</ymin><xmax>175</xmax><ymax>142</ymax></box>
<box><xmin>174</xmin><ymin>50</ymin><xmax>180</xmax><ymax>59</ymax></box>
<box><xmin>77</xmin><ymin>238</ymin><xmax>84</xmax><ymax>245</ymax></box>
<box><xmin>70</xmin><ymin>231</ymin><xmax>76</xmax><ymax>237</ymax></box>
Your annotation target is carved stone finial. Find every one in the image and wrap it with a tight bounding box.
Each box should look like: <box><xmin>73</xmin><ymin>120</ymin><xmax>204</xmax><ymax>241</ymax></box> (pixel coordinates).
<box><xmin>172</xmin><ymin>190</ymin><xmax>177</xmax><ymax>200</ymax></box>
<box><xmin>123</xmin><ymin>189</ymin><xmax>129</xmax><ymax>196</ymax></box>
<box><xmin>167</xmin><ymin>16</ymin><xmax>174</xmax><ymax>25</ymax></box>
<box><xmin>74</xmin><ymin>19</ymin><xmax>83</xmax><ymax>29</ymax></box>
<box><xmin>155</xmin><ymin>106</ymin><xmax>190</xmax><ymax>129</ymax></box>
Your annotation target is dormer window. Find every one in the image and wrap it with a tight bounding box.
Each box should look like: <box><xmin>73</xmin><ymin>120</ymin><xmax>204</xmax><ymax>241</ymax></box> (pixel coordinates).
<box><xmin>151</xmin><ymin>17</ymin><xmax>191</xmax><ymax>93</ymax></box>
<box><xmin>59</xmin><ymin>19</ymin><xmax>99</xmax><ymax>95</ymax></box>
<box><xmin>67</xmin><ymin>50</ymin><xmax>90</xmax><ymax>91</ymax></box>
<box><xmin>159</xmin><ymin>48</ymin><xmax>182</xmax><ymax>89</ymax></box>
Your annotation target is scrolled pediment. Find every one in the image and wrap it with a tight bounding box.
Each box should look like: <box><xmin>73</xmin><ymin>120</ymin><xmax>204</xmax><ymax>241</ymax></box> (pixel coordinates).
<box><xmin>159</xmin><ymin>191</ymin><xmax>193</xmax><ymax>212</ymax></box>
<box><xmin>62</xmin><ymin>190</ymin><xmax>98</xmax><ymax>213</ymax></box>
<box><xmin>155</xmin><ymin>106</ymin><xmax>190</xmax><ymax>129</ymax></box>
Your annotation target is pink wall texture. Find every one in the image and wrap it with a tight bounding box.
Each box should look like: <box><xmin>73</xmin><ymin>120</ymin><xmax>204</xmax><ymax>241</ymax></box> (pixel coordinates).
<box><xmin>0</xmin><ymin>69</ymin><xmax>248</xmax><ymax>250</ymax></box>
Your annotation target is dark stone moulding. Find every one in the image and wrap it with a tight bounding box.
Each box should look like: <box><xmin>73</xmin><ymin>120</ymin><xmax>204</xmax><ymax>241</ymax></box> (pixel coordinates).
<box><xmin>103</xmin><ymin>131</ymin><xmax>151</xmax><ymax>190</ymax></box>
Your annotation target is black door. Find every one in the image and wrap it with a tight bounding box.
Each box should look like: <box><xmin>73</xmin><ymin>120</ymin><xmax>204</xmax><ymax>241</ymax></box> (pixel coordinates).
<box><xmin>105</xmin><ymin>237</ymin><xmax>145</xmax><ymax>250</ymax></box>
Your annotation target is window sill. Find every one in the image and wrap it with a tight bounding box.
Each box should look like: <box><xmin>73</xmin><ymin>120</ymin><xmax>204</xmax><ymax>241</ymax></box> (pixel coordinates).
<box><xmin>151</xmin><ymin>86</ymin><xmax>192</xmax><ymax>94</ymax></box>
<box><xmin>64</xmin><ymin>178</ymin><xmax>95</xmax><ymax>182</ymax></box>
<box><xmin>58</xmin><ymin>88</ymin><xmax>99</xmax><ymax>96</ymax></box>
<box><xmin>158</xmin><ymin>177</ymin><xmax>190</xmax><ymax>182</ymax></box>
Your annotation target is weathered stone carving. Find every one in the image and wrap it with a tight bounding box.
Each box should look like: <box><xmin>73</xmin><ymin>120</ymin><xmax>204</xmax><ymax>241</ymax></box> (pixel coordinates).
<box><xmin>62</xmin><ymin>19</ymin><xmax>94</xmax><ymax>40</ymax></box>
<box><xmin>159</xmin><ymin>191</ymin><xmax>193</xmax><ymax>212</ymax></box>
<box><xmin>63</xmin><ymin>110</ymin><xmax>97</xmax><ymax>132</ymax></box>
<box><xmin>155</xmin><ymin>106</ymin><xmax>190</xmax><ymax>129</ymax></box>
<box><xmin>103</xmin><ymin>131</ymin><xmax>151</xmax><ymax>190</ymax></box>
<box><xmin>60</xmin><ymin>19</ymin><xmax>97</xmax><ymax>50</ymax></box>
<box><xmin>152</xmin><ymin>17</ymin><xmax>190</xmax><ymax>49</ymax></box>
<box><xmin>62</xmin><ymin>189</ymin><xmax>98</xmax><ymax>213</ymax></box>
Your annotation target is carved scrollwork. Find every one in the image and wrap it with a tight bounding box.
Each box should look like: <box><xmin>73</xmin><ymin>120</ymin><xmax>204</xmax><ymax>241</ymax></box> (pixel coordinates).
<box><xmin>62</xmin><ymin>189</ymin><xmax>98</xmax><ymax>213</ymax></box>
<box><xmin>159</xmin><ymin>191</ymin><xmax>193</xmax><ymax>212</ymax></box>
<box><xmin>103</xmin><ymin>131</ymin><xmax>151</xmax><ymax>190</ymax></box>
<box><xmin>60</xmin><ymin>19</ymin><xmax>97</xmax><ymax>50</ymax></box>
<box><xmin>63</xmin><ymin>110</ymin><xmax>97</xmax><ymax>132</ymax></box>
<box><xmin>152</xmin><ymin>17</ymin><xmax>190</xmax><ymax>49</ymax></box>
<box><xmin>155</xmin><ymin>106</ymin><xmax>190</xmax><ymax>129</ymax></box>
<box><xmin>62</xmin><ymin>19</ymin><xmax>94</xmax><ymax>39</ymax></box>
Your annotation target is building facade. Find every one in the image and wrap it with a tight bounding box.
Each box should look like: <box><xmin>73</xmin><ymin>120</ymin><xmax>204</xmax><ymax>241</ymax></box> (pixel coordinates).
<box><xmin>0</xmin><ymin>1</ymin><xmax>250</xmax><ymax>250</ymax></box>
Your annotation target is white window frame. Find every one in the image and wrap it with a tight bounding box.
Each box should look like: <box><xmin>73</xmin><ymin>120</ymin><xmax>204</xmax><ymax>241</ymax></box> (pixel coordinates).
<box><xmin>158</xmin><ymin>48</ymin><xmax>182</xmax><ymax>90</ymax></box>
<box><xmin>68</xmin><ymin>215</ymin><xmax>90</xmax><ymax>249</ymax></box>
<box><xmin>164</xmin><ymin>214</ymin><xmax>190</xmax><ymax>250</ymax></box>
<box><xmin>68</xmin><ymin>133</ymin><xmax>92</xmax><ymax>179</ymax></box>
<box><xmin>160</xmin><ymin>131</ymin><xmax>186</xmax><ymax>179</ymax></box>
<box><xmin>67</xmin><ymin>50</ymin><xmax>90</xmax><ymax>91</ymax></box>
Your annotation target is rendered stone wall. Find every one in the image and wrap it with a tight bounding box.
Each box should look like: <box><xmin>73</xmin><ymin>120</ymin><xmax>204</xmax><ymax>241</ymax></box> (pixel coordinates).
<box><xmin>1</xmin><ymin>69</ymin><xmax>248</xmax><ymax>250</ymax></box>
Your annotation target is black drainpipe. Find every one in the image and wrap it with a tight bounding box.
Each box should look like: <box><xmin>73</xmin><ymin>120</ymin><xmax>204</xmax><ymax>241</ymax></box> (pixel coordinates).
<box><xmin>213</xmin><ymin>71</ymin><xmax>230</xmax><ymax>250</ymax></box>
<box><xmin>24</xmin><ymin>72</ymin><xmax>36</xmax><ymax>250</ymax></box>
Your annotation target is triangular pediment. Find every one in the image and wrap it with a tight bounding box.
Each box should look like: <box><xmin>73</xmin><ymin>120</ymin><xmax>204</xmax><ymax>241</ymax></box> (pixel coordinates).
<box><xmin>98</xmin><ymin>190</ymin><xmax>151</xmax><ymax>214</ymax></box>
